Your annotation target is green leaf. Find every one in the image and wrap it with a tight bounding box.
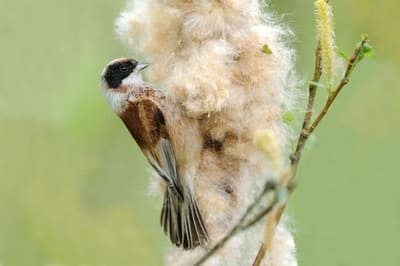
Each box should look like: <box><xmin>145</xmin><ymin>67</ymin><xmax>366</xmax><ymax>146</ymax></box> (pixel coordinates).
<box><xmin>283</xmin><ymin>112</ymin><xmax>294</xmax><ymax>124</ymax></box>
<box><xmin>356</xmin><ymin>35</ymin><xmax>375</xmax><ymax>63</ymax></box>
<box><xmin>262</xmin><ymin>44</ymin><xmax>272</xmax><ymax>55</ymax></box>
<box><xmin>362</xmin><ymin>42</ymin><xmax>375</xmax><ymax>58</ymax></box>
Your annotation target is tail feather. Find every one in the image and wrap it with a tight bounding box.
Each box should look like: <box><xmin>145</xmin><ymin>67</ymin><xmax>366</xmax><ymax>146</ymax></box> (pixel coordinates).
<box><xmin>160</xmin><ymin>188</ymin><xmax>208</xmax><ymax>249</ymax></box>
<box><xmin>161</xmin><ymin>189</ymin><xmax>182</xmax><ymax>247</ymax></box>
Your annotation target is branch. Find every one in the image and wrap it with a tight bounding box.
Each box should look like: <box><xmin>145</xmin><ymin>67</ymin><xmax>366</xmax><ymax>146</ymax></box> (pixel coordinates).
<box><xmin>307</xmin><ymin>36</ymin><xmax>369</xmax><ymax>136</ymax></box>
<box><xmin>290</xmin><ymin>42</ymin><xmax>323</xmax><ymax>179</ymax></box>
<box><xmin>252</xmin><ymin>36</ymin><xmax>371</xmax><ymax>265</ymax></box>
<box><xmin>291</xmin><ymin>36</ymin><xmax>369</xmax><ymax>176</ymax></box>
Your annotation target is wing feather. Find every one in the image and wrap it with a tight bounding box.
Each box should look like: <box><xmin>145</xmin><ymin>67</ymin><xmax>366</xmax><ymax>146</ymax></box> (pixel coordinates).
<box><xmin>122</xmin><ymin>94</ymin><xmax>208</xmax><ymax>249</ymax></box>
<box><xmin>146</xmin><ymin>138</ymin><xmax>184</xmax><ymax>200</ymax></box>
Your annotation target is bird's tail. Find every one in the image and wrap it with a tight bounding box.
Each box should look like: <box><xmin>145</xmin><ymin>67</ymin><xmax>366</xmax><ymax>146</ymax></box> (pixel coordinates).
<box><xmin>160</xmin><ymin>188</ymin><xmax>208</xmax><ymax>249</ymax></box>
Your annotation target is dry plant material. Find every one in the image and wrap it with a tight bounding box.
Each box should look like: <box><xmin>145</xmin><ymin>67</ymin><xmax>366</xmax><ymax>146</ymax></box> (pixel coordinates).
<box><xmin>117</xmin><ymin>1</ymin><xmax>298</xmax><ymax>265</ymax></box>
<box><xmin>195</xmin><ymin>1</ymin><xmax>373</xmax><ymax>265</ymax></box>
<box><xmin>114</xmin><ymin>0</ymin><xmax>373</xmax><ymax>265</ymax></box>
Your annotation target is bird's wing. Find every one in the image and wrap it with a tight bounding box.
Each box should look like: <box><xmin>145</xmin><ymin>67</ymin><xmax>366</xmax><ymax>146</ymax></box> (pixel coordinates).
<box><xmin>146</xmin><ymin>137</ymin><xmax>184</xmax><ymax>200</ymax></box>
<box><xmin>124</xmin><ymin>96</ymin><xmax>184</xmax><ymax>200</ymax></box>
<box><xmin>124</xmin><ymin>95</ymin><xmax>208</xmax><ymax>249</ymax></box>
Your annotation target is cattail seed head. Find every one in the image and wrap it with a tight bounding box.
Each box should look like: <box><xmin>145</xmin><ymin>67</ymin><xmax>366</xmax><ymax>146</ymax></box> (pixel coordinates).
<box><xmin>116</xmin><ymin>1</ymin><xmax>299</xmax><ymax>265</ymax></box>
<box><xmin>315</xmin><ymin>0</ymin><xmax>336</xmax><ymax>87</ymax></box>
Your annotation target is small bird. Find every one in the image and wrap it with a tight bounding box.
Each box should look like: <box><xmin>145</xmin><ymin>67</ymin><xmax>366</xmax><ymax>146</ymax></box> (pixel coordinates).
<box><xmin>100</xmin><ymin>57</ymin><xmax>208</xmax><ymax>249</ymax></box>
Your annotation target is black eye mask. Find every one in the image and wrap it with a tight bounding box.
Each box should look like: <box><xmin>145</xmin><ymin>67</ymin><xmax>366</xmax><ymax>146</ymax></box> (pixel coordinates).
<box><xmin>104</xmin><ymin>60</ymin><xmax>138</xmax><ymax>89</ymax></box>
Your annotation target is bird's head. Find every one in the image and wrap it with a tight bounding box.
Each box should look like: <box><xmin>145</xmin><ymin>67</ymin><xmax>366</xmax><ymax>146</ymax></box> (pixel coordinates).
<box><xmin>101</xmin><ymin>57</ymin><xmax>149</xmax><ymax>113</ymax></box>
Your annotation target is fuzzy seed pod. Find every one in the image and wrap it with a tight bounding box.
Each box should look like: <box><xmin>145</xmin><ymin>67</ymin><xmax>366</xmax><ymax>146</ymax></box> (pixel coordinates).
<box><xmin>116</xmin><ymin>0</ymin><xmax>299</xmax><ymax>265</ymax></box>
<box><xmin>315</xmin><ymin>0</ymin><xmax>336</xmax><ymax>87</ymax></box>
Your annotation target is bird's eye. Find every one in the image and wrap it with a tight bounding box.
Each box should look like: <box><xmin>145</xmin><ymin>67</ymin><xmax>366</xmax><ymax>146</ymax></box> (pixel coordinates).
<box><xmin>120</xmin><ymin>66</ymin><xmax>128</xmax><ymax>72</ymax></box>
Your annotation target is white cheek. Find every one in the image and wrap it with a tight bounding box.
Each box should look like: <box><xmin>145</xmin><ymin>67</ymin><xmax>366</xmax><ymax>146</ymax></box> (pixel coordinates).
<box><xmin>104</xmin><ymin>89</ymin><xmax>127</xmax><ymax>114</ymax></box>
<box><xmin>122</xmin><ymin>72</ymin><xmax>144</xmax><ymax>87</ymax></box>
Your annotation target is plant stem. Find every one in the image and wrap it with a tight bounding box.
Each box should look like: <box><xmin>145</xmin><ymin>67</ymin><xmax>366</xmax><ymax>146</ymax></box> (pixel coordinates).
<box><xmin>290</xmin><ymin>42</ymin><xmax>323</xmax><ymax>178</ymax></box>
<box><xmin>308</xmin><ymin>36</ymin><xmax>368</xmax><ymax>136</ymax></box>
<box><xmin>252</xmin><ymin>35</ymin><xmax>369</xmax><ymax>265</ymax></box>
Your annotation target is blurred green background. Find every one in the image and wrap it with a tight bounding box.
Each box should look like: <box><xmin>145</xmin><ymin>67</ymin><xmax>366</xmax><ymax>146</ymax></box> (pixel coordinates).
<box><xmin>0</xmin><ymin>0</ymin><xmax>399</xmax><ymax>265</ymax></box>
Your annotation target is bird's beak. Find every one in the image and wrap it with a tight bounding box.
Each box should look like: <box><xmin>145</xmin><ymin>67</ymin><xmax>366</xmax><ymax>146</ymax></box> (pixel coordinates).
<box><xmin>137</xmin><ymin>63</ymin><xmax>149</xmax><ymax>72</ymax></box>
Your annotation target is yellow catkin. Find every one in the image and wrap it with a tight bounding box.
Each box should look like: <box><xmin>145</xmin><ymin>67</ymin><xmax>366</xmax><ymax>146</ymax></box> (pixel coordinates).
<box><xmin>254</xmin><ymin>130</ymin><xmax>282</xmax><ymax>172</ymax></box>
<box><xmin>315</xmin><ymin>0</ymin><xmax>336</xmax><ymax>87</ymax></box>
